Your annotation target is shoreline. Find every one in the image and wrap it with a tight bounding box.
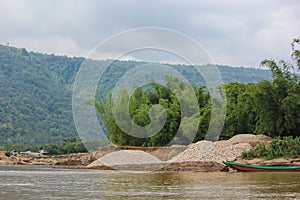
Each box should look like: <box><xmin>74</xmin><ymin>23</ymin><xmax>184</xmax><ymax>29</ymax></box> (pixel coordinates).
<box><xmin>1</xmin><ymin>134</ymin><xmax>300</xmax><ymax>172</ymax></box>
<box><xmin>1</xmin><ymin>158</ymin><xmax>300</xmax><ymax>172</ymax></box>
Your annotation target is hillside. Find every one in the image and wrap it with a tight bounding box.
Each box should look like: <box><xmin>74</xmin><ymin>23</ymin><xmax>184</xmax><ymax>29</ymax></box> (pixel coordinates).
<box><xmin>0</xmin><ymin>45</ymin><xmax>271</xmax><ymax>145</ymax></box>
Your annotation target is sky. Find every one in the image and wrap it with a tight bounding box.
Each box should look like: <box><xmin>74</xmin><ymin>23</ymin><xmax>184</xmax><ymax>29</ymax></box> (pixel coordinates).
<box><xmin>0</xmin><ymin>0</ymin><xmax>299</xmax><ymax>68</ymax></box>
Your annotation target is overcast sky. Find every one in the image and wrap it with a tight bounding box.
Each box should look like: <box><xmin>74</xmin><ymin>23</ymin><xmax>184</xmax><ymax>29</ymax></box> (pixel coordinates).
<box><xmin>1</xmin><ymin>0</ymin><xmax>299</xmax><ymax>68</ymax></box>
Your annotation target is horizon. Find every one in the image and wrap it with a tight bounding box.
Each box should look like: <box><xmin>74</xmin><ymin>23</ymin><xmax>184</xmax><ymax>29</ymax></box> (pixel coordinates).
<box><xmin>1</xmin><ymin>43</ymin><xmax>273</xmax><ymax>70</ymax></box>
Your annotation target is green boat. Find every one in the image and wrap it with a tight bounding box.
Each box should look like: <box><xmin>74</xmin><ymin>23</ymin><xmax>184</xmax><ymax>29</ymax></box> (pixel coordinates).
<box><xmin>222</xmin><ymin>161</ymin><xmax>300</xmax><ymax>172</ymax></box>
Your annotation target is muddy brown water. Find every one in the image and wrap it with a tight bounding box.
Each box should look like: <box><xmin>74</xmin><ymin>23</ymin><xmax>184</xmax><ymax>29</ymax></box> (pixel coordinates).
<box><xmin>0</xmin><ymin>165</ymin><xmax>299</xmax><ymax>199</ymax></box>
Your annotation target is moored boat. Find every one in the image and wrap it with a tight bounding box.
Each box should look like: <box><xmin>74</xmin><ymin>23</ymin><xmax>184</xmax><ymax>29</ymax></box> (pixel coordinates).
<box><xmin>223</xmin><ymin>161</ymin><xmax>300</xmax><ymax>172</ymax></box>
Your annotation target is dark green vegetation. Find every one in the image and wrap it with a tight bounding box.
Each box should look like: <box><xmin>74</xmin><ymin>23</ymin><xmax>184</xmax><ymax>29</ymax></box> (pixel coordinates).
<box><xmin>241</xmin><ymin>39</ymin><xmax>300</xmax><ymax>159</ymax></box>
<box><xmin>242</xmin><ymin>136</ymin><xmax>300</xmax><ymax>159</ymax></box>
<box><xmin>96</xmin><ymin>38</ymin><xmax>300</xmax><ymax>147</ymax></box>
<box><xmin>0</xmin><ymin>46</ymin><xmax>83</xmax><ymax>145</ymax></box>
<box><xmin>0</xmin><ymin>44</ymin><xmax>272</xmax><ymax>146</ymax></box>
<box><xmin>96</xmin><ymin>78</ymin><xmax>212</xmax><ymax>146</ymax></box>
<box><xmin>4</xmin><ymin>151</ymin><xmax>11</xmax><ymax>157</ymax></box>
<box><xmin>2</xmin><ymin>137</ymin><xmax>87</xmax><ymax>155</ymax></box>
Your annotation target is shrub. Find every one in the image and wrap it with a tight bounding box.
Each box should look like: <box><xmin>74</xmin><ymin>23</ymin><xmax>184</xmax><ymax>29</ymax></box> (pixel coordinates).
<box><xmin>5</xmin><ymin>151</ymin><xmax>11</xmax><ymax>157</ymax></box>
<box><xmin>242</xmin><ymin>136</ymin><xmax>300</xmax><ymax>159</ymax></box>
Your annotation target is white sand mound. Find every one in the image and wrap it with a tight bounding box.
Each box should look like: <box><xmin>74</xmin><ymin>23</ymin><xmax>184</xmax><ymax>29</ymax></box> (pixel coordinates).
<box><xmin>87</xmin><ymin>134</ymin><xmax>271</xmax><ymax>169</ymax></box>
<box><xmin>88</xmin><ymin>150</ymin><xmax>162</xmax><ymax>167</ymax></box>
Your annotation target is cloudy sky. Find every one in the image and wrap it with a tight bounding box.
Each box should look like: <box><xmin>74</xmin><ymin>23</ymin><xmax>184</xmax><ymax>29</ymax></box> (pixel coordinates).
<box><xmin>0</xmin><ymin>0</ymin><xmax>299</xmax><ymax>68</ymax></box>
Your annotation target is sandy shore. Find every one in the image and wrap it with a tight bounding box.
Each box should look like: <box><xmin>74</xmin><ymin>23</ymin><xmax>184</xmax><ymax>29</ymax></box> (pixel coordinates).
<box><xmin>1</xmin><ymin>134</ymin><xmax>299</xmax><ymax>171</ymax></box>
<box><xmin>0</xmin><ymin>151</ymin><xmax>95</xmax><ymax>166</ymax></box>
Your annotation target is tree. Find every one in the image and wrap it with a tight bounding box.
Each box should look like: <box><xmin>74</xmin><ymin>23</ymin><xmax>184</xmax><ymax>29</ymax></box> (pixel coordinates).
<box><xmin>255</xmin><ymin>37</ymin><xmax>300</xmax><ymax>137</ymax></box>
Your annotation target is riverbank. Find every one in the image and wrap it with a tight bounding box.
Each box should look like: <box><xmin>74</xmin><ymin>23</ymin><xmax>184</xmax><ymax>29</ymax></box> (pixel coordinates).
<box><xmin>0</xmin><ymin>151</ymin><xmax>95</xmax><ymax>166</ymax></box>
<box><xmin>1</xmin><ymin>134</ymin><xmax>300</xmax><ymax>171</ymax></box>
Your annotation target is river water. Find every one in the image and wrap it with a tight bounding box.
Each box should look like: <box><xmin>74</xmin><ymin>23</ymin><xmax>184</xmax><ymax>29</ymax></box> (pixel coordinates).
<box><xmin>0</xmin><ymin>165</ymin><xmax>299</xmax><ymax>200</ymax></box>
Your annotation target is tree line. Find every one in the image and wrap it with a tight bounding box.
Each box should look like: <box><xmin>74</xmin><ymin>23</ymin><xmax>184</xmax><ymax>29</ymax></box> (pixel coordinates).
<box><xmin>96</xmin><ymin>38</ymin><xmax>300</xmax><ymax>146</ymax></box>
<box><xmin>0</xmin><ymin>39</ymin><xmax>298</xmax><ymax>151</ymax></box>
<box><xmin>0</xmin><ymin>44</ymin><xmax>271</xmax><ymax>146</ymax></box>
<box><xmin>1</xmin><ymin>137</ymin><xmax>87</xmax><ymax>156</ymax></box>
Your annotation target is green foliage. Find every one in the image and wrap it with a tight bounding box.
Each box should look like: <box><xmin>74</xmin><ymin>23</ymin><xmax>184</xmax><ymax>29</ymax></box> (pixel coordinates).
<box><xmin>0</xmin><ymin>44</ymin><xmax>272</xmax><ymax>146</ymax></box>
<box><xmin>242</xmin><ymin>136</ymin><xmax>300</xmax><ymax>159</ymax></box>
<box><xmin>95</xmin><ymin>77</ymin><xmax>213</xmax><ymax>146</ymax></box>
<box><xmin>2</xmin><ymin>38</ymin><xmax>300</xmax><ymax>148</ymax></box>
<box><xmin>4</xmin><ymin>137</ymin><xmax>87</xmax><ymax>155</ymax></box>
<box><xmin>0</xmin><ymin>45</ymin><xmax>80</xmax><ymax>145</ymax></box>
<box><xmin>291</xmin><ymin>38</ymin><xmax>300</xmax><ymax>69</ymax></box>
<box><xmin>5</xmin><ymin>151</ymin><xmax>11</xmax><ymax>157</ymax></box>
<box><xmin>95</xmin><ymin>38</ymin><xmax>300</xmax><ymax>147</ymax></box>
<box><xmin>222</xmin><ymin>82</ymin><xmax>256</xmax><ymax>138</ymax></box>
<box><xmin>254</xmin><ymin>38</ymin><xmax>300</xmax><ymax>137</ymax></box>
<box><xmin>222</xmin><ymin>37</ymin><xmax>300</xmax><ymax>140</ymax></box>
<box><xmin>59</xmin><ymin>137</ymin><xmax>88</xmax><ymax>154</ymax></box>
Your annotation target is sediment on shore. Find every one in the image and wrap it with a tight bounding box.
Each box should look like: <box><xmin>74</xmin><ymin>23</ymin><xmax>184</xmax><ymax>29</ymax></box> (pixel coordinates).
<box><xmin>86</xmin><ymin>134</ymin><xmax>272</xmax><ymax>171</ymax></box>
<box><xmin>2</xmin><ymin>134</ymin><xmax>299</xmax><ymax>171</ymax></box>
<box><xmin>0</xmin><ymin>151</ymin><xmax>95</xmax><ymax>166</ymax></box>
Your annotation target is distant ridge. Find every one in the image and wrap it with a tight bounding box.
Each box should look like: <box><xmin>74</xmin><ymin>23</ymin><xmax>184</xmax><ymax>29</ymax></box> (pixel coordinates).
<box><xmin>0</xmin><ymin>45</ymin><xmax>271</xmax><ymax>145</ymax></box>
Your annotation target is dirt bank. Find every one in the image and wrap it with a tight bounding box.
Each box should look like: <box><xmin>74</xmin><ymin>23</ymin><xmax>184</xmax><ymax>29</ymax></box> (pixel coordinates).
<box><xmin>3</xmin><ymin>134</ymin><xmax>299</xmax><ymax>171</ymax></box>
<box><xmin>87</xmin><ymin>134</ymin><xmax>272</xmax><ymax>171</ymax></box>
<box><xmin>236</xmin><ymin>157</ymin><xmax>300</xmax><ymax>166</ymax></box>
<box><xmin>0</xmin><ymin>151</ymin><xmax>95</xmax><ymax>166</ymax></box>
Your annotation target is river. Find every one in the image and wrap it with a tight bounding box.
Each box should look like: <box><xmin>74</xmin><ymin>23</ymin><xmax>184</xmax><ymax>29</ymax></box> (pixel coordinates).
<box><xmin>0</xmin><ymin>165</ymin><xmax>299</xmax><ymax>199</ymax></box>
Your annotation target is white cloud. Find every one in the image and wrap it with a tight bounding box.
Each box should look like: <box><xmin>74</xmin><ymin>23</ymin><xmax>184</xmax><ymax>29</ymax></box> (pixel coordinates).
<box><xmin>0</xmin><ymin>0</ymin><xmax>299</xmax><ymax>67</ymax></box>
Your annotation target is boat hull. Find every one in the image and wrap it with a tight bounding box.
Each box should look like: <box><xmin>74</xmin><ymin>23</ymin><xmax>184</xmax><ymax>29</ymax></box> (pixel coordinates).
<box><xmin>228</xmin><ymin>164</ymin><xmax>300</xmax><ymax>172</ymax></box>
<box><xmin>223</xmin><ymin>161</ymin><xmax>300</xmax><ymax>172</ymax></box>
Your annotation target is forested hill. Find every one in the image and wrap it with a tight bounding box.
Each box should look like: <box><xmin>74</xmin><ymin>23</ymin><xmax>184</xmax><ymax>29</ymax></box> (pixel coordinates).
<box><xmin>0</xmin><ymin>45</ymin><xmax>83</xmax><ymax>145</ymax></box>
<box><xmin>0</xmin><ymin>44</ymin><xmax>271</xmax><ymax>145</ymax></box>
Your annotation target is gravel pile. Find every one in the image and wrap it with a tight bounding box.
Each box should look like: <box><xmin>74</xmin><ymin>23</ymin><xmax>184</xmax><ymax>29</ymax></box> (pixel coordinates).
<box><xmin>172</xmin><ymin>134</ymin><xmax>269</xmax><ymax>163</ymax></box>
<box><xmin>227</xmin><ymin>134</ymin><xmax>270</xmax><ymax>145</ymax></box>
<box><xmin>87</xmin><ymin>150</ymin><xmax>163</xmax><ymax>168</ymax></box>
<box><xmin>87</xmin><ymin>134</ymin><xmax>271</xmax><ymax>170</ymax></box>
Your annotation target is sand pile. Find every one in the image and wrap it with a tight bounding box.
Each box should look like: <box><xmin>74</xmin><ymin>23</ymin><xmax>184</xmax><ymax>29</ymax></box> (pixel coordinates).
<box><xmin>172</xmin><ymin>134</ymin><xmax>270</xmax><ymax>163</ymax></box>
<box><xmin>87</xmin><ymin>134</ymin><xmax>271</xmax><ymax>171</ymax></box>
<box><xmin>88</xmin><ymin>150</ymin><xmax>163</xmax><ymax>169</ymax></box>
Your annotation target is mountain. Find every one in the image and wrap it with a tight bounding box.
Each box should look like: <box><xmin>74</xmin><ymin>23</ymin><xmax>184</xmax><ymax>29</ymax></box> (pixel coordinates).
<box><xmin>0</xmin><ymin>45</ymin><xmax>271</xmax><ymax>145</ymax></box>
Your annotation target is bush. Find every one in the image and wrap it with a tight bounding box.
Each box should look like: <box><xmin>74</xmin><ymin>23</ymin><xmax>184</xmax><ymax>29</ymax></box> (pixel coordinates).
<box><xmin>242</xmin><ymin>136</ymin><xmax>300</xmax><ymax>160</ymax></box>
<box><xmin>5</xmin><ymin>151</ymin><xmax>11</xmax><ymax>157</ymax></box>
<box><xmin>3</xmin><ymin>137</ymin><xmax>88</xmax><ymax>156</ymax></box>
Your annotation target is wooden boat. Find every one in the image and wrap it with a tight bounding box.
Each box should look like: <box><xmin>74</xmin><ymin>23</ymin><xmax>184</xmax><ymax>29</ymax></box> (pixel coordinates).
<box><xmin>222</xmin><ymin>161</ymin><xmax>300</xmax><ymax>172</ymax></box>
